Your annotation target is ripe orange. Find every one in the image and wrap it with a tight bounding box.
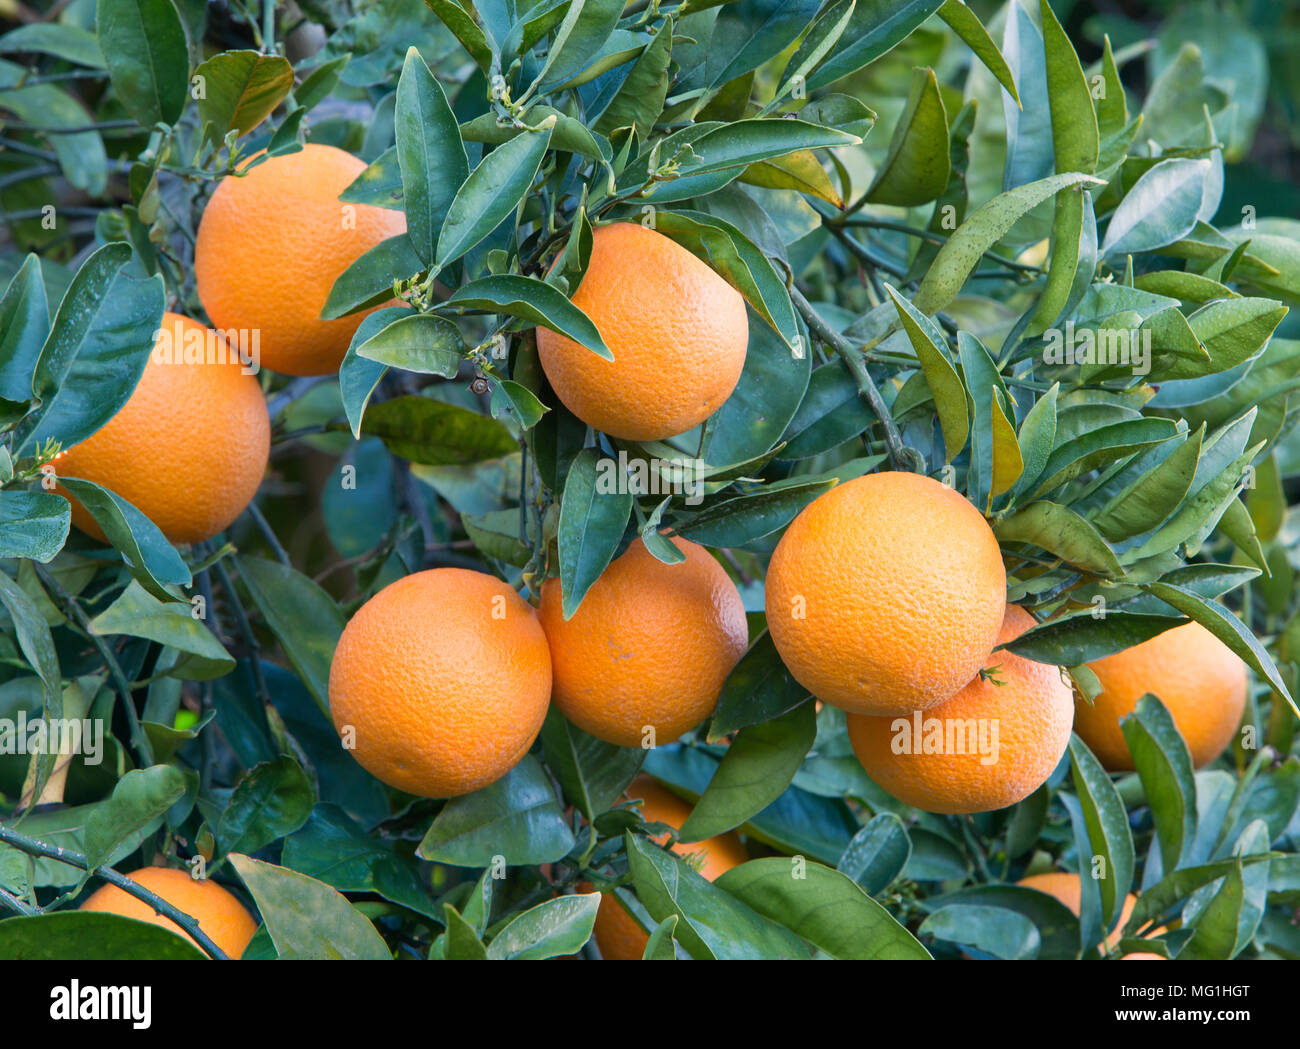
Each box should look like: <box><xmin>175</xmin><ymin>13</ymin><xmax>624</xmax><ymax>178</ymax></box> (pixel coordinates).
<box><xmin>538</xmin><ymin>536</ymin><xmax>747</xmax><ymax>747</ymax></box>
<box><xmin>195</xmin><ymin>143</ymin><xmax>407</xmax><ymax>376</ymax></box>
<box><xmin>54</xmin><ymin>312</ymin><xmax>270</xmax><ymax>545</ymax></box>
<box><xmin>765</xmin><ymin>471</ymin><xmax>1006</xmax><ymax>716</ymax></box>
<box><xmin>592</xmin><ymin>775</ymin><xmax>747</xmax><ymax>960</ymax></box>
<box><xmin>1073</xmin><ymin>621</ymin><xmax>1247</xmax><ymax>770</ymax></box>
<box><xmin>328</xmin><ymin>568</ymin><xmax>552</xmax><ymax>797</ymax></box>
<box><xmin>1017</xmin><ymin>872</ymin><xmax>1164</xmax><ymax>959</ymax></box>
<box><xmin>536</xmin><ymin>222</ymin><xmax>748</xmax><ymax>441</ymax></box>
<box><xmin>847</xmin><ymin>605</ymin><xmax>1073</xmax><ymax>814</ymax></box>
<box><xmin>79</xmin><ymin>866</ymin><xmax>258</xmax><ymax>958</ymax></box>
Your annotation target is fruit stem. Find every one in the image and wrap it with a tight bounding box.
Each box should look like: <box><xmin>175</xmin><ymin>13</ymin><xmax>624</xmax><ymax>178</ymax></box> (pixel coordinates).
<box><xmin>789</xmin><ymin>284</ymin><xmax>924</xmax><ymax>473</ymax></box>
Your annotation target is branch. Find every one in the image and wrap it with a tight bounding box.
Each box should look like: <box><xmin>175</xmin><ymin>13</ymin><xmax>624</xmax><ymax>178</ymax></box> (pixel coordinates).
<box><xmin>0</xmin><ymin>824</ymin><xmax>230</xmax><ymax>959</ymax></box>
<box><xmin>788</xmin><ymin>284</ymin><xmax>923</xmax><ymax>474</ymax></box>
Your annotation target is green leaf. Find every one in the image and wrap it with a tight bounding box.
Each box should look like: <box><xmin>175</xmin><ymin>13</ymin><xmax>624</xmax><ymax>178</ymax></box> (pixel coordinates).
<box><xmin>0</xmin><ymin>254</ymin><xmax>50</xmax><ymax>404</ymax></box>
<box><xmin>1029</xmin><ymin>189</ymin><xmax>1097</xmax><ymax>334</ymax></box>
<box><xmin>716</xmin><ymin>857</ymin><xmax>930</xmax><ymax>959</ymax></box>
<box><xmin>0</xmin><ymin>567</ymin><xmax>61</xmax><ymax>709</ymax></box>
<box><xmin>361</xmin><ymin>395</ymin><xmax>517</xmax><ymax>466</ymax></box>
<box><xmin>995</xmin><ymin>501</ymin><xmax>1123</xmax><ymax>577</ymax></box>
<box><xmin>1002</xmin><ymin>611</ymin><xmax>1181</xmax><ymax>665</ymax></box>
<box><xmin>436</xmin><ymin>120</ymin><xmax>554</xmax><ymax>269</ymax></box>
<box><xmin>90</xmin><ymin>580</ymin><xmax>234</xmax><ymax>680</ymax></box>
<box><xmin>920</xmin><ymin>904</ymin><xmax>1040</xmax><ymax>959</ymax></box>
<box><xmin>0</xmin><ymin>24</ymin><xmax>105</xmax><ymax>67</ymax></box>
<box><xmin>885</xmin><ymin>285</ymin><xmax>968</xmax><ymax>461</ymax></box>
<box><xmin>294</xmin><ymin>54</ymin><xmax>350</xmax><ymax>113</ymax></box>
<box><xmin>395</xmin><ymin>47</ymin><xmax>469</xmax><ymax>265</ymax></box>
<box><xmin>353</xmin><ymin>312</ymin><xmax>462</xmax><ymax>376</ymax></box>
<box><xmin>1162</xmin><ymin>297</ymin><xmax>1289</xmax><ymax>382</ymax></box>
<box><xmin>338</xmin><ymin>307</ymin><xmax>410</xmax><ymax>435</ymax></box>
<box><xmin>1011</xmin><ymin>382</ymin><xmax>1058</xmax><ymax>499</ymax></box>
<box><xmin>235</xmin><ymin>555</ymin><xmax>344</xmax><ymax>714</ymax></box>
<box><xmin>707</xmin><ymin>0</ymin><xmax>821</xmax><ymax>93</ymax></box>
<box><xmin>534</xmin><ymin>0</ymin><xmax>625</xmax><ymax>90</ymax></box>
<box><xmin>680</xmin><ymin>700</ymin><xmax>815</xmax><ymax>841</ymax></box>
<box><xmin>938</xmin><ymin>1</ymin><xmax>1018</xmax><ymax>104</ymax></box>
<box><xmin>0</xmin><ymin>491</ymin><xmax>69</xmax><ymax>562</ymax></box>
<box><xmin>1100</xmin><ymin>158</ymin><xmax>1212</xmax><ymax>259</ymax></box>
<box><xmin>82</xmin><ymin>765</ymin><xmax>187</xmax><ymax>871</ymax></box>
<box><xmin>708</xmin><ymin>631</ymin><xmax>812</xmax><ymax>740</ymax></box>
<box><xmin>642</xmin><ymin>914</ymin><xmax>680</xmax><ymax>959</ymax></box>
<box><xmin>1143</xmin><ymin>582</ymin><xmax>1297</xmax><ymax>718</ymax></box>
<box><xmin>486</xmin><ymin>893</ymin><xmax>600</xmax><ymax>959</ymax></box>
<box><xmin>556</xmin><ymin>448</ymin><xmax>633</xmax><ymax>619</ymax></box>
<box><xmin>443</xmin><ymin>275</ymin><xmax>611</xmax><ymax>359</ymax></box>
<box><xmin>490</xmin><ymin>379</ymin><xmax>548</xmax><ymax>430</ymax></box>
<box><xmin>837</xmin><ymin>812</ymin><xmax>912</xmax><ymax>895</ymax></box>
<box><xmin>866</xmin><ymin>66</ymin><xmax>949</xmax><ymax>207</ymax></box>
<box><xmin>281</xmin><ymin>804</ymin><xmax>435</xmax><ymax>917</ymax></box>
<box><xmin>806</xmin><ymin>0</ymin><xmax>945</xmax><ymax>93</ymax></box>
<box><xmin>1179</xmin><ymin>862</ymin><xmax>1245</xmax><ymax>960</ymax></box>
<box><xmin>914</xmin><ymin>172</ymin><xmax>1103</xmax><ymax>315</ymax></box>
<box><xmin>1039</xmin><ymin>0</ymin><xmax>1098</xmax><ymax>174</ymax></box>
<box><xmin>777</xmin><ymin>0</ymin><xmax>856</xmax><ymax>103</ymax></box>
<box><xmin>417</xmin><ymin>756</ymin><xmax>576</xmax><ymax>866</ymax></box>
<box><xmin>217</xmin><ymin>756</ymin><xmax>315</xmax><ymax>856</ymax></box>
<box><xmin>0</xmin><ymin>912</ymin><xmax>205</xmax><ymax>960</ymax></box>
<box><xmin>0</xmin><ymin>61</ymin><xmax>107</xmax><ymax>194</ymax></box>
<box><xmin>193</xmin><ymin>50</ymin><xmax>294</xmax><ymax>144</ymax></box>
<box><xmin>540</xmin><ymin>707</ymin><xmax>643</xmax><ymax>818</ymax></box>
<box><xmin>1123</xmin><ymin>854</ymin><xmax>1275</xmax><ymax>938</ymax></box>
<box><xmin>441</xmin><ymin>904</ymin><xmax>488</xmax><ymax>959</ymax></box>
<box><xmin>55</xmin><ymin>477</ymin><xmax>191</xmax><ymax>599</ymax></box>
<box><xmin>229</xmin><ymin>853</ymin><xmax>391</xmax><ymax>960</ymax></box>
<box><xmin>1031</xmin><ymin>417</ymin><xmax>1180</xmax><ymax>496</ymax></box>
<box><xmin>420</xmin><ymin>0</ymin><xmax>492</xmax><ymax>69</ymax></box>
<box><xmin>321</xmin><ymin>233</ymin><xmax>426</xmax><ymax>321</ymax></box>
<box><xmin>95</xmin><ymin>0</ymin><xmax>189</xmax><ymax>126</ymax></box>
<box><xmin>18</xmin><ymin>243</ymin><xmax>165</xmax><ymax>454</ymax></box>
<box><xmin>1089</xmin><ymin>426</ymin><xmax>1202</xmax><ymax>541</ymax></box>
<box><xmin>593</xmin><ymin>16</ymin><xmax>673</xmax><ymax>140</ymax></box>
<box><xmin>778</xmin><ymin>359</ymin><xmax>875</xmax><ymax>459</ymax></box>
<box><xmin>1067</xmin><ymin>736</ymin><xmax>1136</xmax><ymax>939</ymax></box>
<box><xmin>676</xmin><ymin>478</ymin><xmax>835</xmax><ymax>548</ymax></box>
<box><xmin>703</xmin><ymin>303</ymin><xmax>810</xmax><ymax>465</ymax></box>
<box><xmin>1121</xmin><ymin>695</ymin><xmax>1196</xmax><ymax>873</ymax></box>
<box><xmin>676</xmin><ymin>119</ymin><xmax>860</xmax><ymax>177</ymax></box>
<box><xmin>653</xmin><ymin>210</ymin><xmax>801</xmax><ymax>352</ymax></box>
<box><xmin>624</xmin><ymin>834</ymin><xmax>810</xmax><ymax>959</ymax></box>
<box><xmin>461</xmin><ymin>106</ymin><xmax>613</xmax><ymax>167</ymax></box>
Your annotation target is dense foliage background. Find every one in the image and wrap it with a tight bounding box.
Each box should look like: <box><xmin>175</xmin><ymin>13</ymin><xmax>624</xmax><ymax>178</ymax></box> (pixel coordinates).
<box><xmin>1</xmin><ymin>0</ymin><xmax>1300</xmax><ymax>960</ymax></box>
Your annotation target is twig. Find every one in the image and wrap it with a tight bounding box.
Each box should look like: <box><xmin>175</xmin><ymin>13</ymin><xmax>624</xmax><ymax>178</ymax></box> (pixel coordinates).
<box><xmin>245</xmin><ymin>502</ymin><xmax>290</xmax><ymax>567</ymax></box>
<box><xmin>209</xmin><ymin>559</ymin><xmax>271</xmax><ymax>710</ymax></box>
<box><xmin>843</xmin><ymin>217</ymin><xmax>1043</xmax><ymax>274</ymax></box>
<box><xmin>0</xmin><ymin>824</ymin><xmax>229</xmax><ymax>959</ymax></box>
<box><xmin>33</xmin><ymin>565</ymin><xmax>155</xmax><ymax>767</ymax></box>
<box><xmin>789</xmin><ymin>284</ymin><xmax>922</xmax><ymax>473</ymax></box>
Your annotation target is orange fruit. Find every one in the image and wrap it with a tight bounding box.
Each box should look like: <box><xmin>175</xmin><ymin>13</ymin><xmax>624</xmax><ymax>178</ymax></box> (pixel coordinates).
<box><xmin>54</xmin><ymin>312</ymin><xmax>269</xmax><ymax>545</ymax></box>
<box><xmin>847</xmin><ymin>605</ymin><xmax>1073</xmax><ymax>814</ymax></box>
<box><xmin>592</xmin><ymin>775</ymin><xmax>747</xmax><ymax>960</ymax></box>
<box><xmin>765</xmin><ymin>471</ymin><xmax>1006</xmax><ymax>716</ymax></box>
<box><xmin>538</xmin><ymin>537</ymin><xmax>747</xmax><ymax>747</ymax></box>
<box><xmin>328</xmin><ymin>568</ymin><xmax>552</xmax><ymax>797</ymax></box>
<box><xmin>536</xmin><ymin>222</ymin><xmax>748</xmax><ymax>441</ymax></box>
<box><xmin>79</xmin><ymin>866</ymin><xmax>258</xmax><ymax>958</ymax></box>
<box><xmin>1017</xmin><ymin>872</ymin><xmax>1164</xmax><ymax>959</ymax></box>
<box><xmin>195</xmin><ymin>143</ymin><xmax>407</xmax><ymax>376</ymax></box>
<box><xmin>1073</xmin><ymin>621</ymin><xmax>1247</xmax><ymax>770</ymax></box>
